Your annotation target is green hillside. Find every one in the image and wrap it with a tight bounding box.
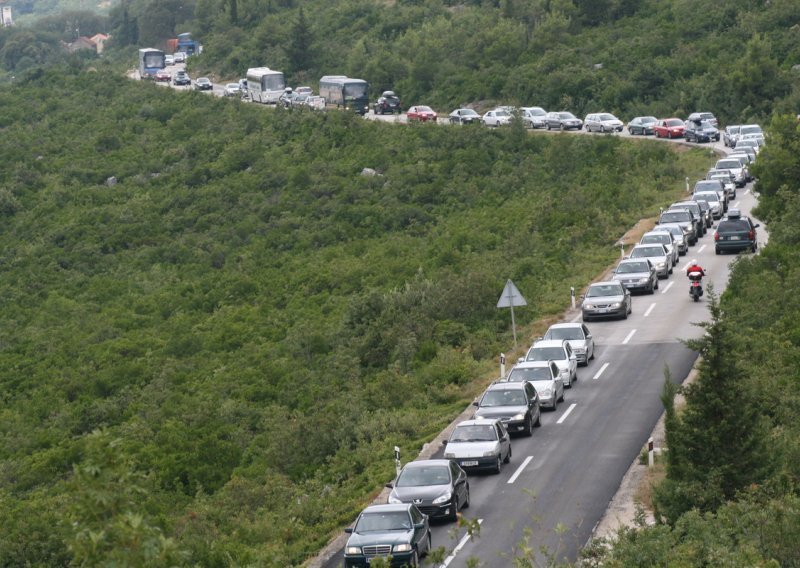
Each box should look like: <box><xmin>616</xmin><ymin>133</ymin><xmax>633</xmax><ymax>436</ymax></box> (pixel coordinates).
<box><xmin>0</xmin><ymin>67</ymin><xmax>709</xmax><ymax>565</ymax></box>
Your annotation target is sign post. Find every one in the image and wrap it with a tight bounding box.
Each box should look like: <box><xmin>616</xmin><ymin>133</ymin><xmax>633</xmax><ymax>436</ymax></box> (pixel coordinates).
<box><xmin>497</xmin><ymin>279</ymin><xmax>527</xmax><ymax>351</ymax></box>
<box><xmin>499</xmin><ymin>353</ymin><xmax>506</xmax><ymax>379</ymax></box>
<box><xmin>394</xmin><ymin>446</ymin><xmax>401</xmax><ymax>477</ymax></box>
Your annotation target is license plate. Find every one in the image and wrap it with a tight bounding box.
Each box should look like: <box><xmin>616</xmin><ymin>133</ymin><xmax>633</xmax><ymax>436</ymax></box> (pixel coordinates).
<box><xmin>597</xmin><ymin>308</ymin><xmax>610</xmax><ymax>313</ymax></box>
<box><xmin>460</xmin><ymin>460</ymin><xmax>478</xmax><ymax>467</ymax></box>
<box><xmin>728</xmin><ymin>235</ymin><xmax>740</xmax><ymax>240</ymax></box>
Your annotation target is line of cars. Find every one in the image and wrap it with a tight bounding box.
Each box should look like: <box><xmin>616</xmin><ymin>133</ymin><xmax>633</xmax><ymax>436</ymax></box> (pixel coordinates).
<box><xmin>342</xmin><ymin>123</ymin><xmax>767</xmax><ymax>566</ymax></box>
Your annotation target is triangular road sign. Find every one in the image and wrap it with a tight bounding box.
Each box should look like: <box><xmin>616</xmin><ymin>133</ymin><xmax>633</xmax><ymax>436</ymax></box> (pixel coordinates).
<box><xmin>497</xmin><ymin>279</ymin><xmax>527</xmax><ymax>308</ymax></box>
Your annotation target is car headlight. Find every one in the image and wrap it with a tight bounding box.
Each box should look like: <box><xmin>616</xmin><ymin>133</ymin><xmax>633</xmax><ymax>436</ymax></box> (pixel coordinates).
<box><xmin>483</xmin><ymin>450</ymin><xmax>498</xmax><ymax>457</ymax></box>
<box><xmin>542</xmin><ymin>388</ymin><xmax>552</xmax><ymax>397</ymax></box>
<box><xmin>656</xmin><ymin>262</ymin><xmax>666</xmax><ymax>269</ymax></box>
<box><xmin>346</xmin><ymin>546</ymin><xmax>361</xmax><ymax>555</ymax></box>
<box><xmin>611</xmin><ymin>302</ymin><xmax>622</xmax><ymax>308</ymax></box>
<box><xmin>584</xmin><ymin>303</ymin><xmax>595</xmax><ymax>309</ymax></box>
<box><xmin>393</xmin><ymin>544</ymin><xmax>413</xmax><ymax>553</ymax></box>
<box><xmin>511</xmin><ymin>413</ymin><xmax>525</xmax><ymax>421</ymax></box>
<box><xmin>573</xmin><ymin>346</ymin><xmax>585</xmax><ymax>353</ymax></box>
<box><xmin>444</xmin><ymin>452</ymin><xmax>455</xmax><ymax>459</ymax></box>
<box><xmin>432</xmin><ymin>491</ymin><xmax>451</xmax><ymax>505</ymax></box>
<box><xmin>388</xmin><ymin>492</ymin><xmax>403</xmax><ymax>504</ymax></box>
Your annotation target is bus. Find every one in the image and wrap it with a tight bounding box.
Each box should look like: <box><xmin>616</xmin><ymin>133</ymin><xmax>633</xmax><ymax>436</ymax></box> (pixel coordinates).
<box><xmin>138</xmin><ymin>48</ymin><xmax>165</xmax><ymax>79</ymax></box>
<box><xmin>318</xmin><ymin>75</ymin><xmax>369</xmax><ymax>115</ymax></box>
<box><xmin>246</xmin><ymin>67</ymin><xmax>286</xmax><ymax>104</ymax></box>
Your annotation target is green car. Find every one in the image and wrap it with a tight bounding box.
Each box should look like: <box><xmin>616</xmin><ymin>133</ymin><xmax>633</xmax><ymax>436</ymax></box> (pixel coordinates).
<box><xmin>343</xmin><ymin>503</ymin><xmax>431</xmax><ymax>567</ymax></box>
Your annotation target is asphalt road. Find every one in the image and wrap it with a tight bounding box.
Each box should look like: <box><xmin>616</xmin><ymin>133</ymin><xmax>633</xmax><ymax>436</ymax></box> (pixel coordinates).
<box><xmin>322</xmin><ymin>168</ymin><xmax>763</xmax><ymax>566</ymax></box>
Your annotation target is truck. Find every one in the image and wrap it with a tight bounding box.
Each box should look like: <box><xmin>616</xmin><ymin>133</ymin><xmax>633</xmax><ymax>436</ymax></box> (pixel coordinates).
<box><xmin>166</xmin><ymin>32</ymin><xmax>200</xmax><ymax>56</ymax></box>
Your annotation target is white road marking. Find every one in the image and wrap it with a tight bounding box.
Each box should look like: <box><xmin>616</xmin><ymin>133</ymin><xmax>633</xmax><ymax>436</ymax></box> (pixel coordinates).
<box><xmin>593</xmin><ymin>362</ymin><xmax>609</xmax><ymax>380</ymax></box>
<box><xmin>744</xmin><ymin>189</ymin><xmax>751</xmax><ymax>195</ymax></box>
<box><xmin>508</xmin><ymin>456</ymin><xmax>534</xmax><ymax>484</ymax></box>
<box><xmin>557</xmin><ymin>403</ymin><xmax>577</xmax><ymax>424</ymax></box>
<box><xmin>622</xmin><ymin>329</ymin><xmax>637</xmax><ymax>344</ymax></box>
<box><xmin>644</xmin><ymin>303</ymin><xmax>655</xmax><ymax>317</ymax></box>
<box><xmin>734</xmin><ymin>200</ymin><xmax>741</xmax><ymax>208</ymax></box>
<box><xmin>443</xmin><ymin>519</ymin><xmax>484</xmax><ymax>566</ymax></box>
<box><xmin>697</xmin><ymin>244</ymin><xmax>706</xmax><ymax>253</ymax></box>
<box><xmin>661</xmin><ymin>281</ymin><xmax>674</xmax><ymax>294</ymax></box>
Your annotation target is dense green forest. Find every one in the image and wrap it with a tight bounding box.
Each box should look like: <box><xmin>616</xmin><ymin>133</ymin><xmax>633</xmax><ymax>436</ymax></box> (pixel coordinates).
<box><xmin>586</xmin><ymin>114</ymin><xmax>800</xmax><ymax>566</ymax></box>
<box><xmin>0</xmin><ymin>67</ymin><xmax>709</xmax><ymax>565</ymax></box>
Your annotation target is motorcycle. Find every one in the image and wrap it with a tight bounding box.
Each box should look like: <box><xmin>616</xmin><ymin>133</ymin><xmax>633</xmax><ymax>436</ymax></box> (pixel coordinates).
<box><xmin>688</xmin><ymin>271</ymin><xmax>704</xmax><ymax>301</ymax></box>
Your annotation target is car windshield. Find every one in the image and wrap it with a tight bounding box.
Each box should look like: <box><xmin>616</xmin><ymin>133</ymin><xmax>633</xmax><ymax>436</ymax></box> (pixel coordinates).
<box><xmin>640</xmin><ymin>117</ymin><xmax>657</xmax><ymax>124</ymax></box>
<box><xmin>355</xmin><ymin>512</ymin><xmax>412</xmax><ymax>532</ymax></box>
<box><xmin>508</xmin><ymin>367</ymin><xmax>552</xmax><ymax>382</ymax></box>
<box><xmin>717</xmin><ymin>160</ymin><xmax>741</xmax><ymax>169</ymax></box>
<box><xmin>695</xmin><ymin>181</ymin><xmax>722</xmax><ymax>192</ymax></box>
<box><xmin>699</xmin><ymin>120</ymin><xmax>715</xmax><ymax>129</ymax></box>
<box><xmin>416</xmin><ymin>106</ymin><xmax>433</xmax><ymax>113</ymax></box>
<box><xmin>528</xmin><ymin>347</ymin><xmax>565</xmax><ymax>361</ymax></box>
<box><xmin>480</xmin><ymin>390</ymin><xmax>527</xmax><ymax>407</ymax></box>
<box><xmin>631</xmin><ymin>246</ymin><xmax>663</xmax><ymax>258</ymax></box>
<box><xmin>740</xmin><ymin>125</ymin><xmax>762</xmax><ymax>135</ymax></box>
<box><xmin>641</xmin><ymin>234</ymin><xmax>669</xmax><ymax>245</ymax></box>
<box><xmin>617</xmin><ymin>262</ymin><xmax>649</xmax><ymax>273</ymax></box>
<box><xmin>710</xmin><ymin>175</ymin><xmax>731</xmax><ymax>184</ymax></box>
<box><xmin>559</xmin><ymin>112</ymin><xmax>576</xmax><ymax>119</ymax></box>
<box><xmin>396</xmin><ymin>466</ymin><xmax>450</xmax><ymax>487</ymax></box>
<box><xmin>545</xmin><ymin>327</ymin><xmax>583</xmax><ymax>341</ymax></box>
<box><xmin>493</xmin><ymin>110</ymin><xmax>510</xmax><ymax>117</ymax></box>
<box><xmin>666</xmin><ymin>119</ymin><xmax>683</xmax><ymax>126</ymax></box>
<box><xmin>599</xmin><ymin>114</ymin><xmax>616</xmax><ymax>121</ymax></box>
<box><xmin>450</xmin><ymin>424</ymin><xmax>498</xmax><ymax>442</ymax></box>
<box><xmin>343</xmin><ymin>83</ymin><xmax>367</xmax><ymax>98</ymax></box>
<box><xmin>661</xmin><ymin>211</ymin><xmax>690</xmax><ymax>223</ymax></box>
<box><xmin>586</xmin><ymin>284</ymin><xmax>623</xmax><ymax>297</ymax></box>
<box><xmin>527</xmin><ymin>108</ymin><xmax>546</xmax><ymax>116</ymax></box>
<box><xmin>461</xmin><ymin>109</ymin><xmax>478</xmax><ymax>116</ymax></box>
<box><xmin>226</xmin><ymin>83</ymin><xmax>239</xmax><ymax>89</ymax></box>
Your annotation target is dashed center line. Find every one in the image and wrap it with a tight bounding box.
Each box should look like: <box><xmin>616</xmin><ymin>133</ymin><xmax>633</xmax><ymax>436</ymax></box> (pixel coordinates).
<box><xmin>593</xmin><ymin>362</ymin><xmax>609</xmax><ymax>380</ymax></box>
<box><xmin>622</xmin><ymin>329</ymin><xmax>637</xmax><ymax>344</ymax></box>
<box><xmin>443</xmin><ymin>519</ymin><xmax>483</xmax><ymax>566</ymax></box>
<box><xmin>644</xmin><ymin>303</ymin><xmax>655</xmax><ymax>317</ymax></box>
<box><xmin>507</xmin><ymin>456</ymin><xmax>533</xmax><ymax>484</ymax></box>
<box><xmin>661</xmin><ymin>281</ymin><xmax>674</xmax><ymax>294</ymax></box>
<box><xmin>557</xmin><ymin>403</ymin><xmax>577</xmax><ymax>424</ymax></box>
<box><xmin>697</xmin><ymin>244</ymin><xmax>706</xmax><ymax>253</ymax></box>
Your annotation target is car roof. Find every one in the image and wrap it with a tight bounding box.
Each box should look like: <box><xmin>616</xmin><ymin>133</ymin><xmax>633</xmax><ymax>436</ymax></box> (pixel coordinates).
<box><xmin>486</xmin><ymin>381</ymin><xmax>526</xmax><ymax>391</ymax></box>
<box><xmin>402</xmin><ymin>459</ymin><xmax>453</xmax><ymax>469</ymax></box>
<box><xmin>531</xmin><ymin>339</ymin><xmax>566</xmax><ymax>348</ymax></box>
<box><xmin>362</xmin><ymin>503</ymin><xmax>414</xmax><ymax>514</ymax></box>
<box><xmin>547</xmin><ymin>322</ymin><xmax>582</xmax><ymax>329</ymax></box>
<box><xmin>618</xmin><ymin>257</ymin><xmax>651</xmax><ymax>264</ymax></box>
<box><xmin>455</xmin><ymin>418</ymin><xmax>501</xmax><ymax>428</ymax></box>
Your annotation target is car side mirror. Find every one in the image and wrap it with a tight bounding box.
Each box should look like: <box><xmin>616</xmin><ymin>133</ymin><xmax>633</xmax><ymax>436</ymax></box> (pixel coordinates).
<box><xmin>517</xmin><ymin>357</ymin><xmax>525</xmax><ymax>364</ymax></box>
<box><xmin>472</xmin><ymin>401</ymin><xmax>479</xmax><ymax>407</ymax></box>
<box><xmin>414</xmin><ymin>522</ymin><xmax>426</xmax><ymax>529</ymax></box>
<box><xmin>345</xmin><ymin>527</ymin><xmax>354</xmax><ymax>534</ymax></box>
<box><xmin>442</xmin><ymin>440</ymin><xmax>448</xmax><ymax>445</ymax></box>
<box><xmin>754</xmin><ymin>223</ymin><xmax>760</xmax><ymax>228</ymax></box>
<box><xmin>385</xmin><ymin>482</ymin><xmax>394</xmax><ymax>489</ymax></box>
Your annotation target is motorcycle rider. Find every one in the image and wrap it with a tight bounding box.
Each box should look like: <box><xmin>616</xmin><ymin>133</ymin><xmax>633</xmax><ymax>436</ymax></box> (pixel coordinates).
<box><xmin>686</xmin><ymin>258</ymin><xmax>706</xmax><ymax>296</ymax></box>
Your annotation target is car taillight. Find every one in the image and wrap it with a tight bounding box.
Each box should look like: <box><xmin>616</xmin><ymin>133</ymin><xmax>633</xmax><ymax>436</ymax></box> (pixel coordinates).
<box><xmin>749</xmin><ymin>230</ymin><xmax>754</xmax><ymax>239</ymax></box>
<box><xmin>714</xmin><ymin>232</ymin><xmax>720</xmax><ymax>241</ymax></box>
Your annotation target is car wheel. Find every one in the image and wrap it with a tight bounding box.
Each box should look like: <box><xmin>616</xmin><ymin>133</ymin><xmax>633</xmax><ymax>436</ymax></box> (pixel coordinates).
<box><xmin>425</xmin><ymin>532</ymin><xmax>432</xmax><ymax>555</ymax></box>
<box><xmin>534</xmin><ymin>411</ymin><xmax>541</xmax><ymax>427</ymax></box>
<box><xmin>715</xmin><ymin>248</ymin><xmax>721</xmax><ymax>255</ymax></box>
<box><xmin>410</xmin><ymin>549</ymin><xmax>420</xmax><ymax>567</ymax></box>
<box><xmin>560</xmin><ymin>123</ymin><xmax>565</xmax><ymax>131</ymax></box>
<box><xmin>560</xmin><ymin>388</ymin><xmax>565</xmax><ymax>403</ymax></box>
<box><xmin>552</xmin><ymin>395</ymin><xmax>558</xmax><ymax>411</ymax></box>
<box><xmin>600</xmin><ymin>126</ymin><xmax>605</xmax><ymax>133</ymax></box>
<box><xmin>463</xmin><ymin>485</ymin><xmax>470</xmax><ymax>508</ymax></box>
<box><xmin>573</xmin><ymin>371</ymin><xmax>578</xmax><ymax>383</ymax></box>
<box><xmin>655</xmin><ymin>279</ymin><xmax>659</xmax><ymax>290</ymax></box>
<box><xmin>505</xmin><ymin>445</ymin><xmax>512</xmax><ymax>464</ymax></box>
<box><xmin>524</xmin><ymin>414</ymin><xmax>534</xmax><ymax>436</ymax></box>
<box><xmin>751</xmin><ymin>243</ymin><xmax>757</xmax><ymax>253</ymax></box>
<box><xmin>590</xmin><ymin>348</ymin><xmax>595</xmax><ymax>360</ymax></box>
<box><xmin>493</xmin><ymin>456</ymin><xmax>502</xmax><ymax>474</ymax></box>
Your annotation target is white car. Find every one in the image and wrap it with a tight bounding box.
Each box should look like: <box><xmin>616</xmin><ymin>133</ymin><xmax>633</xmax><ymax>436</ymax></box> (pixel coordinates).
<box><xmin>584</xmin><ymin>112</ymin><xmax>624</xmax><ymax>133</ymax></box>
<box><xmin>506</xmin><ymin>360</ymin><xmax>565</xmax><ymax>410</ymax></box>
<box><xmin>541</xmin><ymin>323</ymin><xmax>595</xmax><ymax>366</ymax></box>
<box><xmin>173</xmin><ymin>51</ymin><xmax>187</xmax><ymax>63</ymax></box>
<box><xmin>482</xmin><ymin>109</ymin><xmax>513</xmax><ymax>127</ymax></box>
<box><xmin>524</xmin><ymin>339</ymin><xmax>578</xmax><ymax>387</ymax></box>
<box><xmin>629</xmin><ymin>243</ymin><xmax>672</xmax><ymax>279</ymax></box>
<box><xmin>640</xmin><ymin>230</ymin><xmax>679</xmax><ymax>266</ymax></box>
<box><xmin>165</xmin><ymin>54</ymin><xmax>174</xmax><ymax>66</ymax></box>
<box><xmin>443</xmin><ymin>419</ymin><xmax>512</xmax><ymax>473</ymax></box>
<box><xmin>521</xmin><ymin>106</ymin><xmax>547</xmax><ymax>129</ymax></box>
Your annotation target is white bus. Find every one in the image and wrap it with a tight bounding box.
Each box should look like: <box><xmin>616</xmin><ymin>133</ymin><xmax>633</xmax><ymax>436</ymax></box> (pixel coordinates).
<box><xmin>246</xmin><ymin>67</ymin><xmax>286</xmax><ymax>104</ymax></box>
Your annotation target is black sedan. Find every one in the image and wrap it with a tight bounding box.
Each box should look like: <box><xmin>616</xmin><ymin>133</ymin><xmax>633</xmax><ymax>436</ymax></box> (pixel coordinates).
<box><xmin>386</xmin><ymin>459</ymin><xmax>469</xmax><ymax>522</ymax></box>
<box><xmin>627</xmin><ymin>116</ymin><xmax>657</xmax><ymax>135</ymax></box>
<box><xmin>343</xmin><ymin>503</ymin><xmax>431</xmax><ymax>567</ymax></box>
<box><xmin>684</xmin><ymin>120</ymin><xmax>720</xmax><ymax>143</ymax></box>
<box><xmin>449</xmin><ymin>108</ymin><xmax>482</xmax><ymax>124</ymax></box>
<box><xmin>193</xmin><ymin>77</ymin><xmax>213</xmax><ymax>91</ymax></box>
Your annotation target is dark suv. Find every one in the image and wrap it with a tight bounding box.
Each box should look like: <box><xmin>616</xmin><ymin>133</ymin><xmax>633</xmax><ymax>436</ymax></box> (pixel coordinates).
<box><xmin>684</xmin><ymin>120</ymin><xmax>720</xmax><ymax>143</ymax></box>
<box><xmin>714</xmin><ymin>209</ymin><xmax>759</xmax><ymax>254</ymax></box>
<box><xmin>472</xmin><ymin>381</ymin><xmax>541</xmax><ymax>436</ymax></box>
<box><xmin>374</xmin><ymin>91</ymin><xmax>401</xmax><ymax>115</ymax></box>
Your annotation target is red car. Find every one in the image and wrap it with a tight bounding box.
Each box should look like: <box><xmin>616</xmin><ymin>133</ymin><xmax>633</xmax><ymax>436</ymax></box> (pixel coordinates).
<box><xmin>654</xmin><ymin>118</ymin><xmax>685</xmax><ymax>139</ymax></box>
<box><xmin>406</xmin><ymin>105</ymin><xmax>438</xmax><ymax>123</ymax></box>
<box><xmin>154</xmin><ymin>69</ymin><xmax>172</xmax><ymax>82</ymax></box>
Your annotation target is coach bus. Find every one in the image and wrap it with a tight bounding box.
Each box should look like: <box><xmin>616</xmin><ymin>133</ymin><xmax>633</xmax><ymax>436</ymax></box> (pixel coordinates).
<box><xmin>246</xmin><ymin>67</ymin><xmax>286</xmax><ymax>104</ymax></box>
<box><xmin>318</xmin><ymin>75</ymin><xmax>369</xmax><ymax>115</ymax></box>
<box><xmin>138</xmin><ymin>48</ymin><xmax>165</xmax><ymax>79</ymax></box>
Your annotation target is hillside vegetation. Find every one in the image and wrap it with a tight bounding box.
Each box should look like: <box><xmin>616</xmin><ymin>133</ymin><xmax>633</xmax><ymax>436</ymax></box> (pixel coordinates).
<box><xmin>0</xmin><ymin>67</ymin><xmax>710</xmax><ymax>565</ymax></box>
<box><xmin>104</xmin><ymin>0</ymin><xmax>800</xmax><ymax>123</ymax></box>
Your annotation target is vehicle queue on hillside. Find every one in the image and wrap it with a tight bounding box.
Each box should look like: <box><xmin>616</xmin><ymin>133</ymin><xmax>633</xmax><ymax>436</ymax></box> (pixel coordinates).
<box><xmin>140</xmin><ymin>52</ymin><xmax>767</xmax><ymax>568</ymax></box>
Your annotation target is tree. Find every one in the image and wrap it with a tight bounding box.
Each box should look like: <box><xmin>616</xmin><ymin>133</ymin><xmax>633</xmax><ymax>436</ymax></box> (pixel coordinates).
<box><xmin>654</xmin><ymin>291</ymin><xmax>773</xmax><ymax>524</ymax></box>
<box><xmin>288</xmin><ymin>7</ymin><xmax>314</xmax><ymax>73</ymax></box>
